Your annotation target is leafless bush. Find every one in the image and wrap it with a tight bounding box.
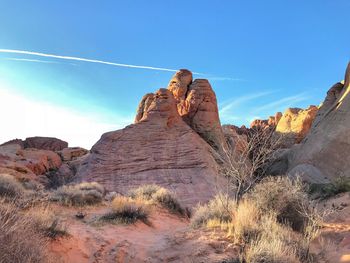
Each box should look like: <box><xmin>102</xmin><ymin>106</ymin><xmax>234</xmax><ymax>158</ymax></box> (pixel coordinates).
<box><xmin>218</xmin><ymin>127</ymin><xmax>281</xmax><ymax>203</ymax></box>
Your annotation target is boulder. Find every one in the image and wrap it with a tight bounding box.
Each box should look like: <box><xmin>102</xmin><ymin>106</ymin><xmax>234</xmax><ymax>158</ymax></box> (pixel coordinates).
<box><xmin>76</xmin><ymin>88</ymin><xmax>223</xmax><ymax>207</ymax></box>
<box><xmin>16</xmin><ymin>149</ymin><xmax>62</xmax><ymax>175</ymax></box>
<box><xmin>275</xmin><ymin>106</ymin><xmax>318</xmax><ymax>147</ymax></box>
<box><xmin>288</xmin><ymin>62</ymin><xmax>350</xmax><ymax>182</ymax></box>
<box><xmin>58</xmin><ymin>147</ymin><xmax>89</xmax><ymax>162</ymax></box>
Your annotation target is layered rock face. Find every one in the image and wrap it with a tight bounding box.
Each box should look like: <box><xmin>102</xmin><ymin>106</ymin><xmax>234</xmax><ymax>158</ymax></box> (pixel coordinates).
<box><xmin>288</xmin><ymin>63</ymin><xmax>350</xmax><ymax>182</ymax></box>
<box><xmin>275</xmin><ymin>106</ymin><xmax>318</xmax><ymax>147</ymax></box>
<box><xmin>77</xmin><ymin>73</ymin><xmax>226</xmax><ymax>207</ymax></box>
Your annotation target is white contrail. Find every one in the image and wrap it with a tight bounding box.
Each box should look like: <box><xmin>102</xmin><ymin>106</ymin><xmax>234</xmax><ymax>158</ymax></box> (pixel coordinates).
<box><xmin>0</xmin><ymin>48</ymin><xmax>203</xmax><ymax>74</ymax></box>
<box><xmin>3</xmin><ymin>57</ymin><xmax>60</xmax><ymax>64</ymax></box>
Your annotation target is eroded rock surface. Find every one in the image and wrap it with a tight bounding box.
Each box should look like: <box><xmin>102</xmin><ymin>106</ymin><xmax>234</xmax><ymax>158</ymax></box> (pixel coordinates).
<box><xmin>288</xmin><ymin>62</ymin><xmax>350</xmax><ymax>182</ymax></box>
<box><xmin>77</xmin><ymin>88</ymin><xmax>222</xmax><ymax>207</ymax></box>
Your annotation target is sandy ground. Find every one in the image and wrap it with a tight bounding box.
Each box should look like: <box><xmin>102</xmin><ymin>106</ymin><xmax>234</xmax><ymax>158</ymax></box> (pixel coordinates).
<box><xmin>48</xmin><ymin>193</ymin><xmax>350</xmax><ymax>263</ymax></box>
<box><xmin>48</xmin><ymin>205</ymin><xmax>238</xmax><ymax>263</ymax></box>
<box><xmin>311</xmin><ymin>193</ymin><xmax>350</xmax><ymax>263</ymax></box>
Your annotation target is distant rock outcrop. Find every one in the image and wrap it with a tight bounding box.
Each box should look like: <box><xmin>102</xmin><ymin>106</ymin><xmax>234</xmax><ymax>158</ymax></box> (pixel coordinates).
<box><xmin>1</xmin><ymin>136</ymin><xmax>68</xmax><ymax>151</ymax></box>
<box><xmin>77</xmin><ymin>83</ymin><xmax>224</xmax><ymax>207</ymax></box>
<box><xmin>250</xmin><ymin>112</ymin><xmax>282</xmax><ymax>130</ymax></box>
<box><xmin>275</xmin><ymin>106</ymin><xmax>318</xmax><ymax>147</ymax></box>
<box><xmin>287</xmin><ymin>62</ymin><xmax>350</xmax><ymax>182</ymax></box>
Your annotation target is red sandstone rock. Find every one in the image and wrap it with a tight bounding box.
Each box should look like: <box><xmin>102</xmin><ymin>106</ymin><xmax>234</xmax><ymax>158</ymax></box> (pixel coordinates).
<box><xmin>58</xmin><ymin>147</ymin><xmax>89</xmax><ymax>162</ymax></box>
<box><xmin>24</xmin><ymin>137</ymin><xmax>68</xmax><ymax>151</ymax></box>
<box><xmin>77</xmin><ymin>88</ymin><xmax>223</xmax><ymax>207</ymax></box>
<box><xmin>275</xmin><ymin>105</ymin><xmax>318</xmax><ymax>146</ymax></box>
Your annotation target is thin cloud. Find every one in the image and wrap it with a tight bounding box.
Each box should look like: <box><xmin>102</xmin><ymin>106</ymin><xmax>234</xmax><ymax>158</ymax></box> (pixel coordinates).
<box><xmin>0</xmin><ymin>48</ymin><xmax>203</xmax><ymax>74</ymax></box>
<box><xmin>219</xmin><ymin>91</ymin><xmax>274</xmax><ymax>115</ymax></box>
<box><xmin>208</xmin><ymin>76</ymin><xmax>246</xmax><ymax>82</ymax></box>
<box><xmin>254</xmin><ymin>93</ymin><xmax>309</xmax><ymax>112</ymax></box>
<box><xmin>3</xmin><ymin>57</ymin><xmax>60</xmax><ymax>64</ymax></box>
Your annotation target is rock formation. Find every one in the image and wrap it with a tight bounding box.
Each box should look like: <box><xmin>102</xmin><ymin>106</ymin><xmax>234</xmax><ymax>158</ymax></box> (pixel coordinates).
<box><xmin>76</xmin><ymin>72</ymin><xmax>227</xmax><ymax>207</ymax></box>
<box><xmin>275</xmin><ymin>106</ymin><xmax>318</xmax><ymax>147</ymax></box>
<box><xmin>0</xmin><ymin>137</ymin><xmax>87</xmax><ymax>185</ymax></box>
<box><xmin>250</xmin><ymin>112</ymin><xmax>282</xmax><ymax>130</ymax></box>
<box><xmin>1</xmin><ymin>136</ymin><xmax>68</xmax><ymax>151</ymax></box>
<box><xmin>287</xmin><ymin>62</ymin><xmax>350</xmax><ymax>182</ymax></box>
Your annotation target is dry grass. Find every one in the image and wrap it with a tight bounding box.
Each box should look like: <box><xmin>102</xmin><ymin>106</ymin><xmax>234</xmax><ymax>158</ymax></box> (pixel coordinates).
<box><xmin>100</xmin><ymin>196</ymin><xmax>149</xmax><ymax>224</ymax></box>
<box><xmin>129</xmin><ymin>185</ymin><xmax>184</xmax><ymax>215</ymax></box>
<box><xmin>129</xmin><ymin>184</ymin><xmax>161</xmax><ymax>200</ymax></box>
<box><xmin>193</xmin><ymin>177</ymin><xmax>322</xmax><ymax>262</ymax></box>
<box><xmin>232</xmin><ymin>199</ymin><xmax>260</xmax><ymax>243</ymax></box>
<box><xmin>0</xmin><ymin>174</ymin><xmax>25</xmax><ymax>198</ymax></box>
<box><xmin>244</xmin><ymin>213</ymin><xmax>304</xmax><ymax>263</ymax></box>
<box><xmin>50</xmin><ymin>182</ymin><xmax>105</xmax><ymax>206</ymax></box>
<box><xmin>191</xmin><ymin>194</ymin><xmax>235</xmax><ymax>228</ymax></box>
<box><xmin>27</xmin><ymin>206</ymin><xmax>67</xmax><ymax>239</ymax></box>
<box><xmin>0</xmin><ymin>199</ymin><xmax>51</xmax><ymax>263</ymax></box>
<box><xmin>248</xmin><ymin>176</ymin><xmax>308</xmax><ymax>231</ymax></box>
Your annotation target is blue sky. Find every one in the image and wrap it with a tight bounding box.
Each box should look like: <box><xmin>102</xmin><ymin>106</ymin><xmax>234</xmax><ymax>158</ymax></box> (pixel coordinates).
<box><xmin>0</xmin><ymin>0</ymin><xmax>349</xmax><ymax>148</ymax></box>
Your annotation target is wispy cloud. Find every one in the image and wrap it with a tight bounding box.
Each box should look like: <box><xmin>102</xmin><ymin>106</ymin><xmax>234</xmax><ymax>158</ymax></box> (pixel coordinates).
<box><xmin>254</xmin><ymin>92</ymin><xmax>309</xmax><ymax>112</ymax></box>
<box><xmin>208</xmin><ymin>76</ymin><xmax>245</xmax><ymax>82</ymax></box>
<box><xmin>3</xmin><ymin>57</ymin><xmax>60</xmax><ymax>64</ymax></box>
<box><xmin>219</xmin><ymin>91</ymin><xmax>274</xmax><ymax>115</ymax></box>
<box><xmin>0</xmin><ymin>48</ymin><xmax>203</xmax><ymax>74</ymax></box>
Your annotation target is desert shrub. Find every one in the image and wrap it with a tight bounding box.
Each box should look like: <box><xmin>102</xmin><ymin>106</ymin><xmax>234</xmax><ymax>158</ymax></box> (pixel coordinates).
<box><xmin>191</xmin><ymin>194</ymin><xmax>235</xmax><ymax>228</ymax></box>
<box><xmin>100</xmin><ymin>196</ymin><xmax>149</xmax><ymax>224</ymax></box>
<box><xmin>233</xmin><ymin>199</ymin><xmax>260</xmax><ymax>243</ymax></box>
<box><xmin>0</xmin><ymin>199</ymin><xmax>50</xmax><ymax>263</ymax></box>
<box><xmin>27</xmin><ymin>206</ymin><xmax>67</xmax><ymax>239</ymax></box>
<box><xmin>129</xmin><ymin>184</ymin><xmax>161</xmax><ymax>200</ymax></box>
<box><xmin>0</xmin><ymin>174</ymin><xmax>25</xmax><ymax>198</ymax></box>
<box><xmin>244</xmin><ymin>214</ymin><xmax>303</xmax><ymax>263</ymax></box>
<box><xmin>129</xmin><ymin>185</ymin><xmax>184</xmax><ymax>214</ymax></box>
<box><xmin>50</xmin><ymin>182</ymin><xmax>105</xmax><ymax>206</ymax></box>
<box><xmin>152</xmin><ymin>188</ymin><xmax>184</xmax><ymax>214</ymax></box>
<box><xmin>309</xmin><ymin>176</ymin><xmax>350</xmax><ymax>199</ymax></box>
<box><xmin>248</xmin><ymin>176</ymin><xmax>308</xmax><ymax>231</ymax></box>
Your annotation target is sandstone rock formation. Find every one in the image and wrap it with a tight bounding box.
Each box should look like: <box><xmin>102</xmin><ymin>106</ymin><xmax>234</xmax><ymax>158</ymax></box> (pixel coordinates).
<box><xmin>77</xmin><ymin>78</ymin><xmax>225</xmax><ymax>207</ymax></box>
<box><xmin>137</xmin><ymin>70</ymin><xmax>226</xmax><ymax>150</ymax></box>
<box><xmin>1</xmin><ymin>136</ymin><xmax>68</xmax><ymax>151</ymax></box>
<box><xmin>250</xmin><ymin>112</ymin><xmax>282</xmax><ymax>130</ymax></box>
<box><xmin>287</xmin><ymin>62</ymin><xmax>350</xmax><ymax>182</ymax></box>
<box><xmin>0</xmin><ymin>142</ymin><xmax>62</xmax><ymax>176</ymax></box>
<box><xmin>275</xmin><ymin>106</ymin><xmax>318</xmax><ymax>147</ymax></box>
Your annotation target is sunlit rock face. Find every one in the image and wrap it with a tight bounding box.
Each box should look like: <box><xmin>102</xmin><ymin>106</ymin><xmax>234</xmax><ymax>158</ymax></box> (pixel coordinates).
<box><xmin>288</xmin><ymin>62</ymin><xmax>350</xmax><ymax>182</ymax></box>
<box><xmin>77</xmin><ymin>84</ymin><xmax>225</xmax><ymax>207</ymax></box>
<box><xmin>275</xmin><ymin>105</ymin><xmax>318</xmax><ymax>147</ymax></box>
<box><xmin>250</xmin><ymin>112</ymin><xmax>282</xmax><ymax>130</ymax></box>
